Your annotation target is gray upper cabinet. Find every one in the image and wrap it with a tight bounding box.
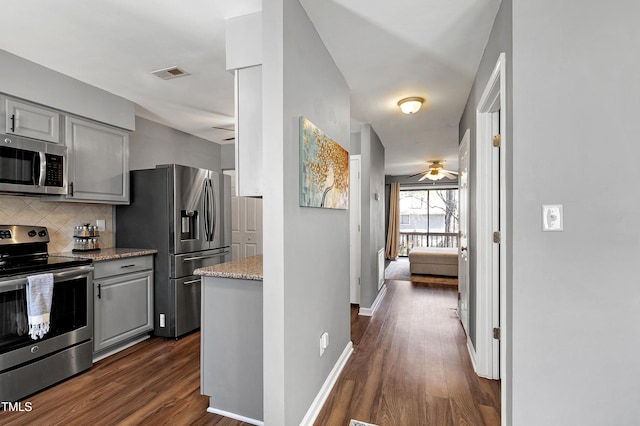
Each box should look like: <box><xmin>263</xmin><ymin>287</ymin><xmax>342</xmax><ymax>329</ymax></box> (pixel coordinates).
<box><xmin>2</xmin><ymin>96</ymin><xmax>61</xmax><ymax>143</ymax></box>
<box><xmin>65</xmin><ymin>116</ymin><xmax>130</xmax><ymax>204</ymax></box>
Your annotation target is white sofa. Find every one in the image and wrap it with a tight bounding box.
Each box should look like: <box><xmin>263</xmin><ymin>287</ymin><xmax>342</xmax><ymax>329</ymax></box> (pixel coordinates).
<box><xmin>408</xmin><ymin>247</ymin><xmax>458</xmax><ymax>277</ymax></box>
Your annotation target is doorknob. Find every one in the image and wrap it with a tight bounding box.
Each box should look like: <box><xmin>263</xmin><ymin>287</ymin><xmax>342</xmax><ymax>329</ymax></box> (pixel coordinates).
<box><xmin>460</xmin><ymin>246</ymin><xmax>468</xmax><ymax>252</ymax></box>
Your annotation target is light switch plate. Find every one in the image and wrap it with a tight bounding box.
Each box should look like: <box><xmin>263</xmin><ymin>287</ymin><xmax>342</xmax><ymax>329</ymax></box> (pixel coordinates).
<box><xmin>542</xmin><ymin>204</ymin><xmax>563</xmax><ymax>231</ymax></box>
<box><xmin>96</xmin><ymin>219</ymin><xmax>106</xmax><ymax>232</ymax></box>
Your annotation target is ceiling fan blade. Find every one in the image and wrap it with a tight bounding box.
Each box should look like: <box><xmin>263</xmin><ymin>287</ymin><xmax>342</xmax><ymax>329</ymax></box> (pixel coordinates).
<box><xmin>443</xmin><ymin>169</ymin><xmax>458</xmax><ymax>175</ymax></box>
<box><xmin>441</xmin><ymin>171</ymin><xmax>457</xmax><ymax>179</ymax></box>
<box><xmin>418</xmin><ymin>174</ymin><xmax>429</xmax><ymax>182</ymax></box>
<box><xmin>408</xmin><ymin>171</ymin><xmax>427</xmax><ymax>178</ymax></box>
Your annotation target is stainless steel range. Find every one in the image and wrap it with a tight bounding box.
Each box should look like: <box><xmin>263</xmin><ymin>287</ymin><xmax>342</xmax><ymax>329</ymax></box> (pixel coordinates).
<box><xmin>0</xmin><ymin>225</ymin><xmax>93</xmax><ymax>402</ymax></box>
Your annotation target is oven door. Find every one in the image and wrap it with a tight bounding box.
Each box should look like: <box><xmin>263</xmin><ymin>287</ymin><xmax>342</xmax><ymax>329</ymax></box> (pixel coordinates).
<box><xmin>0</xmin><ymin>265</ymin><xmax>93</xmax><ymax>371</ymax></box>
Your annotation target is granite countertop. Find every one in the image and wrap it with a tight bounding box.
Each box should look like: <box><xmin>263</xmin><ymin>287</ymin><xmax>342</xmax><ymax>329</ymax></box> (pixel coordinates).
<box><xmin>194</xmin><ymin>255</ymin><xmax>263</xmax><ymax>281</ymax></box>
<box><xmin>55</xmin><ymin>248</ymin><xmax>158</xmax><ymax>262</ymax></box>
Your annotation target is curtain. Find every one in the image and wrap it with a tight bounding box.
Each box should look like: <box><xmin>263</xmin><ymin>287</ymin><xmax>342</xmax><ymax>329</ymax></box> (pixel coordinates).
<box><xmin>385</xmin><ymin>182</ymin><xmax>400</xmax><ymax>260</ymax></box>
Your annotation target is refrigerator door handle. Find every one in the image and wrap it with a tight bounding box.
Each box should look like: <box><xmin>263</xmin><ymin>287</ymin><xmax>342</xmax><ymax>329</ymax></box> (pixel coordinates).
<box><xmin>203</xmin><ymin>178</ymin><xmax>210</xmax><ymax>241</ymax></box>
<box><xmin>209</xmin><ymin>178</ymin><xmax>216</xmax><ymax>242</ymax></box>
<box><xmin>204</xmin><ymin>178</ymin><xmax>212</xmax><ymax>242</ymax></box>
<box><xmin>183</xmin><ymin>252</ymin><xmax>229</xmax><ymax>262</ymax></box>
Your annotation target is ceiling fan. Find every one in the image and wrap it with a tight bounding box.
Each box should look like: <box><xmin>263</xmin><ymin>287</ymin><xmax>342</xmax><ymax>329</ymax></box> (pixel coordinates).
<box><xmin>410</xmin><ymin>161</ymin><xmax>458</xmax><ymax>181</ymax></box>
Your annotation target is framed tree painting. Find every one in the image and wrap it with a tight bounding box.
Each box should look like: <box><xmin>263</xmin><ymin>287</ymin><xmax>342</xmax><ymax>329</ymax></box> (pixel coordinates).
<box><xmin>299</xmin><ymin>117</ymin><xmax>349</xmax><ymax>209</ymax></box>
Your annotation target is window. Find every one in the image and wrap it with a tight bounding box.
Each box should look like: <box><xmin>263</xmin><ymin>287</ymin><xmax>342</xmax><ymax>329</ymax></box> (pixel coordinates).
<box><xmin>398</xmin><ymin>188</ymin><xmax>459</xmax><ymax>255</ymax></box>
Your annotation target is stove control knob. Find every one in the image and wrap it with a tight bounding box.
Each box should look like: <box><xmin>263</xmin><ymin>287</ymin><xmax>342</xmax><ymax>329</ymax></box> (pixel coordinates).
<box><xmin>38</xmin><ymin>230</ymin><xmax>47</xmax><ymax>237</ymax></box>
<box><xmin>28</xmin><ymin>230</ymin><xmax>37</xmax><ymax>237</ymax></box>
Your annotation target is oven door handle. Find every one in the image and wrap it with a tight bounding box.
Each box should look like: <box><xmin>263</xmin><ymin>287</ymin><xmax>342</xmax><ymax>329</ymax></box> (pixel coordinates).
<box><xmin>0</xmin><ymin>265</ymin><xmax>94</xmax><ymax>293</ymax></box>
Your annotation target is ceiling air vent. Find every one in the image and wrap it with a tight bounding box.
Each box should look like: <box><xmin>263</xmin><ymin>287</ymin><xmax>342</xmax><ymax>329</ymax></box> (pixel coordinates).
<box><xmin>151</xmin><ymin>66</ymin><xmax>191</xmax><ymax>80</ymax></box>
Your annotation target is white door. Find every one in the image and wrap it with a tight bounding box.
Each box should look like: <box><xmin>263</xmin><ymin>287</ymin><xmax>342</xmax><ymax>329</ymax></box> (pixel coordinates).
<box><xmin>458</xmin><ymin>130</ymin><xmax>470</xmax><ymax>334</ymax></box>
<box><xmin>231</xmin><ymin>196</ymin><xmax>263</xmax><ymax>260</ymax></box>
<box><xmin>350</xmin><ymin>156</ymin><xmax>361</xmax><ymax>304</ymax></box>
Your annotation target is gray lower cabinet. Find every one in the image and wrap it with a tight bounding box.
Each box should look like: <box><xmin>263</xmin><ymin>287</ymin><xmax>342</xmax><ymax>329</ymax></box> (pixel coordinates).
<box><xmin>93</xmin><ymin>256</ymin><xmax>154</xmax><ymax>355</ymax></box>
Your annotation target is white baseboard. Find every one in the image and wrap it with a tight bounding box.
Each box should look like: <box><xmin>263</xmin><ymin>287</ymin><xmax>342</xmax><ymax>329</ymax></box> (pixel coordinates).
<box><xmin>358</xmin><ymin>283</ymin><xmax>387</xmax><ymax>317</ymax></box>
<box><xmin>206</xmin><ymin>407</ymin><xmax>264</xmax><ymax>426</ymax></box>
<box><xmin>467</xmin><ymin>336</ymin><xmax>478</xmax><ymax>373</ymax></box>
<box><xmin>299</xmin><ymin>341</ymin><xmax>354</xmax><ymax>426</ymax></box>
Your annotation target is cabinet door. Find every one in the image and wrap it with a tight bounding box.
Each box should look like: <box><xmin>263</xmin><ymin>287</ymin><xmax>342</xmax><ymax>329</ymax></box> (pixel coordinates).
<box><xmin>235</xmin><ymin>65</ymin><xmax>262</xmax><ymax>196</ymax></box>
<box><xmin>94</xmin><ymin>270</ymin><xmax>153</xmax><ymax>352</ymax></box>
<box><xmin>65</xmin><ymin>116</ymin><xmax>129</xmax><ymax>204</ymax></box>
<box><xmin>4</xmin><ymin>97</ymin><xmax>60</xmax><ymax>143</ymax></box>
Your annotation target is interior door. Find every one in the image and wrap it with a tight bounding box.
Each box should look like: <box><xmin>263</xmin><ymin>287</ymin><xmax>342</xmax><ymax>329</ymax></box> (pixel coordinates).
<box><xmin>231</xmin><ymin>196</ymin><xmax>263</xmax><ymax>260</ymax></box>
<box><xmin>458</xmin><ymin>130</ymin><xmax>470</xmax><ymax>334</ymax></box>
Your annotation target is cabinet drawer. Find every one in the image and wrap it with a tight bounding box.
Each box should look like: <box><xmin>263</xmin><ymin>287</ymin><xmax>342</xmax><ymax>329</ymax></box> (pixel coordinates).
<box><xmin>94</xmin><ymin>255</ymin><xmax>153</xmax><ymax>279</ymax></box>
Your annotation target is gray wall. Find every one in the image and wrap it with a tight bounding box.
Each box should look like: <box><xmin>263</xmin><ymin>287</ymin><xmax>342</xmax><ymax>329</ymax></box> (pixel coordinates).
<box><xmin>263</xmin><ymin>0</ymin><xmax>351</xmax><ymax>424</ymax></box>
<box><xmin>509</xmin><ymin>1</ymin><xmax>640</xmax><ymax>424</ymax></box>
<box><xmin>221</xmin><ymin>143</ymin><xmax>236</xmax><ymax>170</ymax></box>
<box><xmin>0</xmin><ymin>49</ymin><xmax>135</xmax><ymax>130</ymax></box>
<box><xmin>129</xmin><ymin>116</ymin><xmax>222</xmax><ymax>172</ymax></box>
<box><xmin>458</xmin><ymin>0</ymin><xmax>512</xmax><ymax>369</ymax></box>
<box><xmin>359</xmin><ymin>124</ymin><xmax>386</xmax><ymax>308</ymax></box>
<box><xmin>462</xmin><ymin>0</ymin><xmax>640</xmax><ymax>424</ymax></box>
<box><xmin>350</xmin><ymin>131</ymin><xmax>361</xmax><ymax>155</ymax></box>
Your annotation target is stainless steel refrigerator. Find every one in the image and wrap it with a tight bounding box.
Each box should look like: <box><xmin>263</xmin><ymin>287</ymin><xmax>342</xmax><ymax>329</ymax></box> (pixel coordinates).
<box><xmin>115</xmin><ymin>164</ymin><xmax>231</xmax><ymax>338</ymax></box>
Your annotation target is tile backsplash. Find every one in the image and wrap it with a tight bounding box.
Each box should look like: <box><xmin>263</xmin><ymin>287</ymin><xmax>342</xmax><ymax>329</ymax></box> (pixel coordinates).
<box><xmin>0</xmin><ymin>195</ymin><xmax>113</xmax><ymax>253</ymax></box>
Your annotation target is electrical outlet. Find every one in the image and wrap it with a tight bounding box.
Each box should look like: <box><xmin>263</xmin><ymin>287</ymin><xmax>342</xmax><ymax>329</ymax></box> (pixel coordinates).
<box><xmin>319</xmin><ymin>332</ymin><xmax>329</xmax><ymax>356</ymax></box>
<box><xmin>96</xmin><ymin>219</ymin><xmax>106</xmax><ymax>232</ymax></box>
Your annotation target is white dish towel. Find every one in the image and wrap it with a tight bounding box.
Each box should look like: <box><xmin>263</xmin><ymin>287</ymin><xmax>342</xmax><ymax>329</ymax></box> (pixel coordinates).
<box><xmin>26</xmin><ymin>273</ymin><xmax>54</xmax><ymax>340</ymax></box>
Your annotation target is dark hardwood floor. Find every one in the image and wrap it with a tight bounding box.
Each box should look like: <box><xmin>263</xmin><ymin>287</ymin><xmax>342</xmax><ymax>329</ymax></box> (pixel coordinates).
<box><xmin>0</xmin><ymin>332</ymin><xmax>250</xmax><ymax>426</ymax></box>
<box><xmin>1</xmin><ymin>279</ymin><xmax>499</xmax><ymax>425</ymax></box>
<box><xmin>315</xmin><ymin>280</ymin><xmax>501</xmax><ymax>426</ymax></box>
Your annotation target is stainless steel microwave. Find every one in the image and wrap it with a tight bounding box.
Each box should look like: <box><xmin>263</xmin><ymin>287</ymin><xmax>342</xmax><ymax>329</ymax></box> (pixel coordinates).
<box><xmin>0</xmin><ymin>134</ymin><xmax>67</xmax><ymax>195</ymax></box>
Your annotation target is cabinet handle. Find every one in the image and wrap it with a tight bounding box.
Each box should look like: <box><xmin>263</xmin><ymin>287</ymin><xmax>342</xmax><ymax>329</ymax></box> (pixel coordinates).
<box><xmin>10</xmin><ymin>114</ymin><xmax>15</xmax><ymax>132</ymax></box>
<box><xmin>120</xmin><ymin>264</ymin><xmax>136</xmax><ymax>269</ymax></box>
<box><xmin>97</xmin><ymin>283</ymin><xmax>102</xmax><ymax>299</ymax></box>
<box><xmin>183</xmin><ymin>279</ymin><xmax>200</xmax><ymax>286</ymax></box>
<box><xmin>69</xmin><ymin>182</ymin><xmax>74</xmax><ymax>197</ymax></box>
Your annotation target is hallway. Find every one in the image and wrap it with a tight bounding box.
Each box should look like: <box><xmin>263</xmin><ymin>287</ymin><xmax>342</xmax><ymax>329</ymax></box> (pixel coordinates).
<box><xmin>314</xmin><ymin>280</ymin><xmax>500</xmax><ymax>425</ymax></box>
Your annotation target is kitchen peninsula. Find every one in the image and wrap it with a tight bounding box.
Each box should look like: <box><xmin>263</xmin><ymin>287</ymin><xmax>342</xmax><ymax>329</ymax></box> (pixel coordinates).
<box><xmin>194</xmin><ymin>255</ymin><xmax>263</xmax><ymax>425</ymax></box>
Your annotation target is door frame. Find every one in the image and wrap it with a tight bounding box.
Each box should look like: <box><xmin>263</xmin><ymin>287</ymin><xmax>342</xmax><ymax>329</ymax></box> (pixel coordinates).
<box><xmin>458</xmin><ymin>129</ymin><xmax>470</xmax><ymax>334</ymax></box>
<box><xmin>474</xmin><ymin>52</ymin><xmax>507</xmax><ymax>386</ymax></box>
<box><xmin>349</xmin><ymin>155</ymin><xmax>362</xmax><ymax>304</ymax></box>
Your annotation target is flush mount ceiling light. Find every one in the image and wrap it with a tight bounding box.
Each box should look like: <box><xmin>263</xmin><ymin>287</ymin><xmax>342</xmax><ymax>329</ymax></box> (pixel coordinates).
<box><xmin>397</xmin><ymin>97</ymin><xmax>424</xmax><ymax>114</ymax></box>
<box><xmin>151</xmin><ymin>66</ymin><xmax>191</xmax><ymax>80</ymax></box>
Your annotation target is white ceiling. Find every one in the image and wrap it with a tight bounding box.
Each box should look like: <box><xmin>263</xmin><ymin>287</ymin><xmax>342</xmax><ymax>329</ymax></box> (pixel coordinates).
<box><xmin>0</xmin><ymin>0</ymin><xmax>500</xmax><ymax>176</ymax></box>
